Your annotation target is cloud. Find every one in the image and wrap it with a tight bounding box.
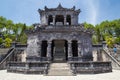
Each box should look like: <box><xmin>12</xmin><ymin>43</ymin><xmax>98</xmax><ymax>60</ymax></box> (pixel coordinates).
<box><xmin>88</xmin><ymin>1</ymin><xmax>98</xmax><ymax>25</ymax></box>
<box><xmin>0</xmin><ymin>0</ymin><xmax>100</xmax><ymax>26</ymax></box>
<box><xmin>80</xmin><ymin>0</ymin><xmax>100</xmax><ymax>25</ymax></box>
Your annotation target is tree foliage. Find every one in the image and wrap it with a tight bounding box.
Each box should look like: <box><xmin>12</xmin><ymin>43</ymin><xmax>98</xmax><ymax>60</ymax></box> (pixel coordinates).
<box><xmin>0</xmin><ymin>38</ymin><xmax>3</xmax><ymax>45</ymax></box>
<box><xmin>0</xmin><ymin>16</ymin><xmax>33</xmax><ymax>45</ymax></box>
<box><xmin>84</xmin><ymin>19</ymin><xmax>120</xmax><ymax>46</ymax></box>
<box><xmin>4</xmin><ymin>38</ymin><xmax>12</xmax><ymax>48</ymax></box>
<box><xmin>94</xmin><ymin>19</ymin><xmax>120</xmax><ymax>47</ymax></box>
<box><xmin>105</xmin><ymin>36</ymin><xmax>114</xmax><ymax>47</ymax></box>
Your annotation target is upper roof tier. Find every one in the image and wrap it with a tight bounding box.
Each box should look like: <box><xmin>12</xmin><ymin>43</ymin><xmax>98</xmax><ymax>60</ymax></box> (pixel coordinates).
<box><xmin>38</xmin><ymin>4</ymin><xmax>81</xmax><ymax>25</ymax></box>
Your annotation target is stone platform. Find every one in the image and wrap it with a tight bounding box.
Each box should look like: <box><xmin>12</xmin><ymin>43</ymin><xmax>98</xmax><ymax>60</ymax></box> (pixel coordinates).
<box><xmin>0</xmin><ymin>70</ymin><xmax>119</xmax><ymax>80</ymax></box>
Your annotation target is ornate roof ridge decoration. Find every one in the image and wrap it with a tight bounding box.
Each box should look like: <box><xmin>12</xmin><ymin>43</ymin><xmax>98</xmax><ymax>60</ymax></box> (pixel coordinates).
<box><xmin>38</xmin><ymin>4</ymin><xmax>81</xmax><ymax>14</ymax></box>
<box><xmin>57</xmin><ymin>3</ymin><xmax>64</xmax><ymax>9</ymax></box>
<box><xmin>43</xmin><ymin>3</ymin><xmax>80</xmax><ymax>11</ymax></box>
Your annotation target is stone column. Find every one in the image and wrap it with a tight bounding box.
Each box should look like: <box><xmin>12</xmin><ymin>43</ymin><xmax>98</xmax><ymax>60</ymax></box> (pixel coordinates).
<box><xmin>71</xmin><ymin>15</ymin><xmax>74</xmax><ymax>25</ymax></box>
<box><xmin>47</xmin><ymin>41</ymin><xmax>52</xmax><ymax>60</ymax></box>
<box><xmin>78</xmin><ymin>41</ymin><xmax>82</xmax><ymax>57</ymax></box>
<box><xmin>53</xmin><ymin>16</ymin><xmax>55</xmax><ymax>25</ymax></box>
<box><xmin>64</xmin><ymin>16</ymin><xmax>66</xmax><ymax>25</ymax></box>
<box><xmin>37</xmin><ymin>41</ymin><xmax>42</xmax><ymax>57</ymax></box>
<box><xmin>46</xmin><ymin>15</ymin><xmax>48</xmax><ymax>25</ymax></box>
<box><xmin>68</xmin><ymin>41</ymin><xmax>72</xmax><ymax>59</ymax></box>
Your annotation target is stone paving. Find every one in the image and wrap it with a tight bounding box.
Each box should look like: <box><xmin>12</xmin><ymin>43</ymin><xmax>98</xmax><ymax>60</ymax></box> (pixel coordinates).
<box><xmin>0</xmin><ymin>70</ymin><xmax>120</xmax><ymax>80</ymax></box>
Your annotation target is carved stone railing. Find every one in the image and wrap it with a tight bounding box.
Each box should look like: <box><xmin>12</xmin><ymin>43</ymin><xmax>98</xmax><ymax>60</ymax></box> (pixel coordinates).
<box><xmin>103</xmin><ymin>48</ymin><xmax>120</xmax><ymax>69</ymax></box>
<box><xmin>15</xmin><ymin>44</ymin><xmax>27</xmax><ymax>48</ymax></box>
<box><xmin>26</xmin><ymin>57</ymin><xmax>50</xmax><ymax>62</ymax></box>
<box><xmin>68</xmin><ymin>57</ymin><xmax>93</xmax><ymax>62</ymax></box>
<box><xmin>68</xmin><ymin>57</ymin><xmax>82</xmax><ymax>61</ymax></box>
<box><xmin>7</xmin><ymin>61</ymin><xmax>50</xmax><ymax>74</ymax></box>
<box><xmin>0</xmin><ymin>48</ymin><xmax>15</xmax><ymax>69</ymax></box>
<box><xmin>11</xmin><ymin>43</ymin><xmax>27</xmax><ymax>50</ymax></box>
<box><xmin>25</xmin><ymin>24</ymin><xmax>94</xmax><ymax>35</ymax></box>
<box><xmin>44</xmin><ymin>25</ymin><xmax>93</xmax><ymax>33</ymax></box>
<box><xmin>68</xmin><ymin>61</ymin><xmax>112</xmax><ymax>74</ymax></box>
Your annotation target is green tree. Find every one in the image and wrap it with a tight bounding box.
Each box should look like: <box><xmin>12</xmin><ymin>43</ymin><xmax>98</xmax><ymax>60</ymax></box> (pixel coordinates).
<box><xmin>94</xmin><ymin>25</ymin><xmax>101</xmax><ymax>43</ymax></box>
<box><xmin>0</xmin><ymin>38</ymin><xmax>3</xmax><ymax>45</ymax></box>
<box><xmin>0</xmin><ymin>16</ymin><xmax>7</xmax><ymax>34</ymax></box>
<box><xmin>105</xmin><ymin>36</ymin><xmax>114</xmax><ymax>47</ymax></box>
<box><xmin>4</xmin><ymin>38</ymin><xmax>12</xmax><ymax>48</ymax></box>
<box><xmin>84</xmin><ymin>22</ymin><xmax>95</xmax><ymax>29</ymax></box>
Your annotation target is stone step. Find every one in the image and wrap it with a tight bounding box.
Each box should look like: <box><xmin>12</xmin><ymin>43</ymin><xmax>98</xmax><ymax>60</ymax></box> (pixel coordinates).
<box><xmin>47</xmin><ymin>63</ymin><xmax>73</xmax><ymax>76</ymax></box>
<box><xmin>49</xmin><ymin>67</ymin><xmax>70</xmax><ymax>70</ymax></box>
<box><xmin>47</xmin><ymin>72</ymin><xmax>72</xmax><ymax>76</ymax></box>
<box><xmin>48</xmin><ymin>70</ymin><xmax>73</xmax><ymax>76</ymax></box>
<box><xmin>54</xmin><ymin>54</ymin><xmax>65</xmax><ymax>56</ymax></box>
<box><xmin>50</xmin><ymin>63</ymin><xmax>69</xmax><ymax>66</ymax></box>
<box><xmin>50</xmin><ymin>64</ymin><xmax>69</xmax><ymax>67</ymax></box>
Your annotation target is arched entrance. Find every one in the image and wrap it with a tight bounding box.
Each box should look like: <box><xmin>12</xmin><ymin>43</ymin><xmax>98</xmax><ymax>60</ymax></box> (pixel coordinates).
<box><xmin>55</xmin><ymin>15</ymin><xmax>64</xmax><ymax>25</ymax></box>
<box><xmin>51</xmin><ymin>40</ymin><xmax>68</xmax><ymax>62</ymax></box>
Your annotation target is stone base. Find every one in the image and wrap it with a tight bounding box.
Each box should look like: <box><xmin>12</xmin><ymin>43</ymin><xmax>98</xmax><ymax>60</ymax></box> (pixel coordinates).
<box><xmin>7</xmin><ymin>69</ymin><xmax>46</xmax><ymax>74</ymax></box>
<box><xmin>7</xmin><ymin>61</ymin><xmax>112</xmax><ymax>75</ymax></box>
<box><xmin>7</xmin><ymin>61</ymin><xmax>50</xmax><ymax>74</ymax></box>
<box><xmin>69</xmin><ymin>61</ymin><xmax>112</xmax><ymax>74</ymax></box>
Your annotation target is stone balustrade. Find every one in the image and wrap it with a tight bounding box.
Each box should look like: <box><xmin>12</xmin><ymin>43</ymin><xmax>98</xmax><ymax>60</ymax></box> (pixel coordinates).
<box><xmin>68</xmin><ymin>61</ymin><xmax>112</xmax><ymax>74</ymax></box>
<box><xmin>26</xmin><ymin>57</ymin><xmax>50</xmax><ymax>62</ymax></box>
<box><xmin>7</xmin><ymin>61</ymin><xmax>50</xmax><ymax>74</ymax></box>
<box><xmin>25</xmin><ymin>24</ymin><xmax>94</xmax><ymax>35</ymax></box>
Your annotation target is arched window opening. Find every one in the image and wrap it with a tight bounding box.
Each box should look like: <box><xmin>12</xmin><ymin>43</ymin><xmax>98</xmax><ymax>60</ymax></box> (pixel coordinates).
<box><xmin>41</xmin><ymin>40</ymin><xmax>48</xmax><ymax>57</ymax></box>
<box><xmin>55</xmin><ymin>15</ymin><xmax>64</xmax><ymax>25</ymax></box>
<box><xmin>51</xmin><ymin>40</ymin><xmax>54</xmax><ymax>60</ymax></box>
<box><xmin>48</xmin><ymin>15</ymin><xmax>53</xmax><ymax>25</ymax></box>
<box><xmin>66</xmin><ymin>15</ymin><xmax>71</xmax><ymax>25</ymax></box>
<box><xmin>72</xmin><ymin>40</ymin><xmax>78</xmax><ymax>57</ymax></box>
<box><xmin>65</xmin><ymin>40</ymin><xmax>68</xmax><ymax>60</ymax></box>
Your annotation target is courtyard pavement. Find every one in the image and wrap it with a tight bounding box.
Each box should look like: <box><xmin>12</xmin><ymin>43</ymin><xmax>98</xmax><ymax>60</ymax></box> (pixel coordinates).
<box><xmin>0</xmin><ymin>70</ymin><xmax>120</xmax><ymax>80</ymax></box>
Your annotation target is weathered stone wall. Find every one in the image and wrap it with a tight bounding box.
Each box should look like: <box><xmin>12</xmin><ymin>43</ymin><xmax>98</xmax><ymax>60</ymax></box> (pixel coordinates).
<box><xmin>26</xmin><ymin>30</ymin><xmax>93</xmax><ymax>60</ymax></box>
<box><xmin>26</xmin><ymin>35</ymin><xmax>40</xmax><ymax>57</ymax></box>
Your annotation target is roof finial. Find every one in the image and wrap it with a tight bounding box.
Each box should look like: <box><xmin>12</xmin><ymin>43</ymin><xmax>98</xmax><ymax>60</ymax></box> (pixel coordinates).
<box><xmin>44</xmin><ymin>6</ymin><xmax>48</xmax><ymax>10</ymax></box>
<box><xmin>59</xmin><ymin>3</ymin><xmax>61</xmax><ymax>6</ymax></box>
<box><xmin>57</xmin><ymin>3</ymin><xmax>63</xmax><ymax>8</ymax></box>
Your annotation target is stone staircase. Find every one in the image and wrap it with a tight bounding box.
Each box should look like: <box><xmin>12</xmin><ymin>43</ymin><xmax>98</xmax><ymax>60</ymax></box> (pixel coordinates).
<box><xmin>103</xmin><ymin>48</ymin><xmax>120</xmax><ymax>69</ymax></box>
<box><xmin>47</xmin><ymin>63</ymin><xmax>73</xmax><ymax>76</ymax></box>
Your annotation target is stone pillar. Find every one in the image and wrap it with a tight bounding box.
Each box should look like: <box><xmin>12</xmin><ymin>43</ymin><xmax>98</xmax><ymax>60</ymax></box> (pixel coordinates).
<box><xmin>68</xmin><ymin>41</ymin><xmax>72</xmax><ymax>58</ymax></box>
<box><xmin>53</xmin><ymin>16</ymin><xmax>55</xmax><ymax>25</ymax></box>
<box><xmin>78</xmin><ymin>41</ymin><xmax>82</xmax><ymax>57</ymax></box>
<box><xmin>46</xmin><ymin>15</ymin><xmax>48</xmax><ymax>25</ymax></box>
<box><xmin>71</xmin><ymin>15</ymin><xmax>74</xmax><ymax>25</ymax></box>
<box><xmin>64</xmin><ymin>16</ymin><xmax>66</xmax><ymax>25</ymax></box>
<box><xmin>37</xmin><ymin>41</ymin><xmax>42</xmax><ymax>57</ymax></box>
<box><xmin>47</xmin><ymin>41</ymin><xmax>52</xmax><ymax>60</ymax></box>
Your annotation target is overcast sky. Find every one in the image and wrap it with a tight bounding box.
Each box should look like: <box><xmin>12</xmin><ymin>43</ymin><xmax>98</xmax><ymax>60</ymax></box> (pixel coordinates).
<box><xmin>0</xmin><ymin>0</ymin><xmax>120</xmax><ymax>26</ymax></box>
